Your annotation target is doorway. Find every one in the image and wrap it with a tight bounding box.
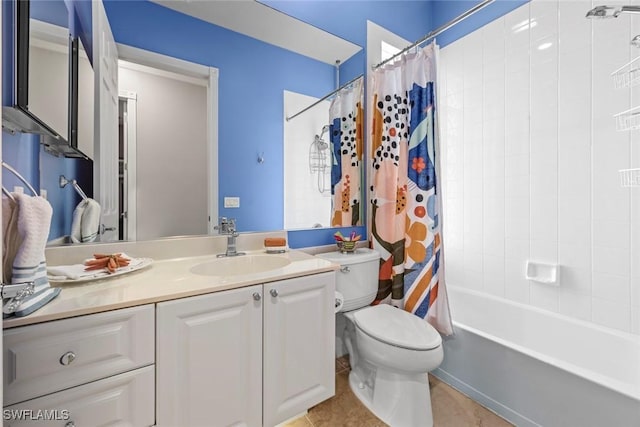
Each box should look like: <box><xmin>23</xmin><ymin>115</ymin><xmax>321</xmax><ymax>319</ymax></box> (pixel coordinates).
<box><xmin>115</xmin><ymin>45</ymin><xmax>218</xmax><ymax>240</ymax></box>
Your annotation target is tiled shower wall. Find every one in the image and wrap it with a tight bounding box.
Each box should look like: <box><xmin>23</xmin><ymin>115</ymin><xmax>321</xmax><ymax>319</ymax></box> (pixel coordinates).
<box><xmin>440</xmin><ymin>0</ymin><xmax>640</xmax><ymax>334</ymax></box>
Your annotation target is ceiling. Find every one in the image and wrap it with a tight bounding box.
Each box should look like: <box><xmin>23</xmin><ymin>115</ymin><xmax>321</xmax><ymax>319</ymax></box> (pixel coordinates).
<box><xmin>149</xmin><ymin>0</ymin><xmax>362</xmax><ymax>65</ymax></box>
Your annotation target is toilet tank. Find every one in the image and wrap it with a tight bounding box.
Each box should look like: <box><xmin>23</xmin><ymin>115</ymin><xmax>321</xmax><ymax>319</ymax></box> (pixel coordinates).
<box><xmin>316</xmin><ymin>248</ymin><xmax>379</xmax><ymax>312</ymax></box>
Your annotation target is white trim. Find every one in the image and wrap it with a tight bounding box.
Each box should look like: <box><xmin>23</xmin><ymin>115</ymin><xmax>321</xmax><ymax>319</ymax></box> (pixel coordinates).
<box><xmin>119</xmin><ymin>91</ymin><xmax>138</xmax><ymax>241</ymax></box>
<box><xmin>207</xmin><ymin>68</ymin><xmax>219</xmax><ymax>233</ymax></box>
<box><xmin>116</xmin><ymin>43</ymin><xmax>210</xmax><ymax>79</ymax></box>
<box><xmin>119</xmin><ymin>60</ymin><xmax>208</xmax><ymax>88</ymax></box>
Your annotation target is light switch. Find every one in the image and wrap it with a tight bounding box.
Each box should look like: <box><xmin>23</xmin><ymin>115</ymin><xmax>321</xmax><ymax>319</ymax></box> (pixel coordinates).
<box><xmin>224</xmin><ymin>197</ymin><xmax>240</xmax><ymax>208</ymax></box>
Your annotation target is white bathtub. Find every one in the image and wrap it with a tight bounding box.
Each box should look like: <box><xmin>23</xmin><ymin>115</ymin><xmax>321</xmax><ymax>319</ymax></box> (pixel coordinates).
<box><xmin>433</xmin><ymin>287</ymin><xmax>640</xmax><ymax>427</ymax></box>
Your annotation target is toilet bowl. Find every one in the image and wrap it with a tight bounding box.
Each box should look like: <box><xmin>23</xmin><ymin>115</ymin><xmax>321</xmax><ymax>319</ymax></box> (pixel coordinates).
<box><xmin>316</xmin><ymin>249</ymin><xmax>443</xmax><ymax>427</ymax></box>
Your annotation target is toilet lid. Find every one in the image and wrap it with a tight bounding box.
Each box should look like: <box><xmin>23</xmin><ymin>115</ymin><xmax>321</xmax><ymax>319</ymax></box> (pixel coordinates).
<box><xmin>353</xmin><ymin>304</ymin><xmax>442</xmax><ymax>350</ymax></box>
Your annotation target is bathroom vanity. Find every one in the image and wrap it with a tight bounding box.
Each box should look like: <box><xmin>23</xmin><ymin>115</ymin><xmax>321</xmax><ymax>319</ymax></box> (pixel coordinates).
<box><xmin>2</xmin><ymin>235</ymin><xmax>337</xmax><ymax>427</ymax></box>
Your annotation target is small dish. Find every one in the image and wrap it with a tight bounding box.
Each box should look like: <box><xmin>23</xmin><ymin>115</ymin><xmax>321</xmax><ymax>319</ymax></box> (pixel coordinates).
<box><xmin>48</xmin><ymin>258</ymin><xmax>153</xmax><ymax>284</ymax></box>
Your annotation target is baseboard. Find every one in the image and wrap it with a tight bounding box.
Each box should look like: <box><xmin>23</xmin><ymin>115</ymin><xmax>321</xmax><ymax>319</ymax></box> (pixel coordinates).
<box><xmin>431</xmin><ymin>368</ymin><xmax>541</xmax><ymax>427</ymax></box>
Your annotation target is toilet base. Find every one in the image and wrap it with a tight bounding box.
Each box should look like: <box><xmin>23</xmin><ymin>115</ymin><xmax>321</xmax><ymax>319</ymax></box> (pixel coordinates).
<box><xmin>348</xmin><ymin>366</ymin><xmax>434</xmax><ymax>427</ymax></box>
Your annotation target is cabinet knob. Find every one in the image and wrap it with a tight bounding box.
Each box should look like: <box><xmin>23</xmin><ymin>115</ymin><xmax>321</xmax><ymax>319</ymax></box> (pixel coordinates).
<box><xmin>252</xmin><ymin>292</ymin><xmax>261</xmax><ymax>301</ymax></box>
<box><xmin>270</xmin><ymin>289</ymin><xmax>278</xmax><ymax>297</ymax></box>
<box><xmin>59</xmin><ymin>351</ymin><xmax>76</xmax><ymax>366</ymax></box>
<box><xmin>340</xmin><ymin>266</ymin><xmax>351</xmax><ymax>273</ymax></box>
<box><xmin>65</xmin><ymin>422</ymin><xmax>75</xmax><ymax>427</ymax></box>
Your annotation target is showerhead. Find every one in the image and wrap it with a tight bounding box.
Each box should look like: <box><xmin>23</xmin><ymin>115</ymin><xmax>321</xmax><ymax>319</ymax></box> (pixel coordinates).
<box><xmin>586</xmin><ymin>5</ymin><xmax>640</xmax><ymax>19</ymax></box>
<box><xmin>314</xmin><ymin>134</ymin><xmax>328</xmax><ymax>150</ymax></box>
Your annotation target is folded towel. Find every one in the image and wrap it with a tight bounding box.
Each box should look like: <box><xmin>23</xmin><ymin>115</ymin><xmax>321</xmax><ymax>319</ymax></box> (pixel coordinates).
<box><xmin>3</xmin><ymin>194</ymin><xmax>60</xmax><ymax>318</ymax></box>
<box><xmin>70</xmin><ymin>198</ymin><xmax>101</xmax><ymax>243</ymax></box>
<box><xmin>47</xmin><ymin>253</ymin><xmax>146</xmax><ymax>281</ymax></box>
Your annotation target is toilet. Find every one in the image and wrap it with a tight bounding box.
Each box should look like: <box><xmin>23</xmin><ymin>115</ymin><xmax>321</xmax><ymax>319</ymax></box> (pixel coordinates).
<box><xmin>317</xmin><ymin>248</ymin><xmax>443</xmax><ymax>427</ymax></box>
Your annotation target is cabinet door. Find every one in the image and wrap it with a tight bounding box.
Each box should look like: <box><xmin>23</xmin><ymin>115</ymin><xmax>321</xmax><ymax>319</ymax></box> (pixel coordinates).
<box><xmin>156</xmin><ymin>285</ymin><xmax>262</xmax><ymax>427</ymax></box>
<box><xmin>4</xmin><ymin>365</ymin><xmax>154</xmax><ymax>427</ymax></box>
<box><xmin>263</xmin><ymin>272</ymin><xmax>336</xmax><ymax>427</ymax></box>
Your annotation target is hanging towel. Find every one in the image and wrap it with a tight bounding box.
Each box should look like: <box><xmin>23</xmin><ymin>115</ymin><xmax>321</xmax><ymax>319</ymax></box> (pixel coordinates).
<box><xmin>3</xmin><ymin>193</ymin><xmax>60</xmax><ymax>318</ymax></box>
<box><xmin>70</xmin><ymin>198</ymin><xmax>101</xmax><ymax>243</ymax></box>
<box><xmin>2</xmin><ymin>195</ymin><xmax>21</xmax><ymax>284</ymax></box>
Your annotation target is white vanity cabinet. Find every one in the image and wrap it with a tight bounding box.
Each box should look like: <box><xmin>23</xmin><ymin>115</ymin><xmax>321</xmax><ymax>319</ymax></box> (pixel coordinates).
<box><xmin>3</xmin><ymin>305</ymin><xmax>155</xmax><ymax>426</ymax></box>
<box><xmin>156</xmin><ymin>272</ymin><xmax>336</xmax><ymax>427</ymax></box>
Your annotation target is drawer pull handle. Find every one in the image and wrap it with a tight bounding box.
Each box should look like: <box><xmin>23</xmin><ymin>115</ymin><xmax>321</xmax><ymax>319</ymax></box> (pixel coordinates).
<box><xmin>60</xmin><ymin>351</ymin><xmax>76</xmax><ymax>366</ymax></box>
<box><xmin>270</xmin><ymin>289</ymin><xmax>278</xmax><ymax>297</ymax></box>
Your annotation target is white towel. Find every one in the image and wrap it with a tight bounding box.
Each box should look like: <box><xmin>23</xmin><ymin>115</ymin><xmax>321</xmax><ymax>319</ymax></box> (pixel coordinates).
<box><xmin>2</xmin><ymin>195</ymin><xmax>21</xmax><ymax>284</ymax></box>
<box><xmin>47</xmin><ymin>253</ymin><xmax>145</xmax><ymax>281</ymax></box>
<box><xmin>70</xmin><ymin>198</ymin><xmax>101</xmax><ymax>243</ymax></box>
<box><xmin>3</xmin><ymin>193</ymin><xmax>60</xmax><ymax>318</ymax></box>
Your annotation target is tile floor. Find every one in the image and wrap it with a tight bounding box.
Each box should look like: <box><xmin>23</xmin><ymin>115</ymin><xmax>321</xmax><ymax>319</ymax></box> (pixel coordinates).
<box><xmin>284</xmin><ymin>356</ymin><xmax>513</xmax><ymax>427</ymax></box>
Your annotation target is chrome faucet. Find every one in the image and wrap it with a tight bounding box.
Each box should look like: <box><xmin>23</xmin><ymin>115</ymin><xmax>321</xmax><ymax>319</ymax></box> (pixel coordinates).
<box><xmin>214</xmin><ymin>217</ymin><xmax>245</xmax><ymax>257</ymax></box>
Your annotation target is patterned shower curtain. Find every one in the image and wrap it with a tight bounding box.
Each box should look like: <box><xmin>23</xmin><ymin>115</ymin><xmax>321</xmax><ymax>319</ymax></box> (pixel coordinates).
<box><xmin>370</xmin><ymin>42</ymin><xmax>453</xmax><ymax>335</ymax></box>
<box><xmin>329</xmin><ymin>78</ymin><xmax>363</xmax><ymax>227</ymax></box>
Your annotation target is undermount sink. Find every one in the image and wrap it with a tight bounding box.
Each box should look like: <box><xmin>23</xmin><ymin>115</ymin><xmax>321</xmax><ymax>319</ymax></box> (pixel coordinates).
<box><xmin>189</xmin><ymin>255</ymin><xmax>292</xmax><ymax>277</ymax></box>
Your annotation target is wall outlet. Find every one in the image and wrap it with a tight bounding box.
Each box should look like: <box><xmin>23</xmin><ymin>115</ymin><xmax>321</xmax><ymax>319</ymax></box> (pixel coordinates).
<box><xmin>224</xmin><ymin>197</ymin><xmax>240</xmax><ymax>208</ymax></box>
<box><xmin>13</xmin><ymin>186</ymin><xmax>24</xmax><ymax>194</ymax></box>
<box><xmin>40</xmin><ymin>189</ymin><xmax>47</xmax><ymax>200</ymax></box>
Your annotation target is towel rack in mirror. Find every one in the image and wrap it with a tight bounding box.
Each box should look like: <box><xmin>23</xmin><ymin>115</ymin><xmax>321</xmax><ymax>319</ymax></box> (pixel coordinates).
<box><xmin>59</xmin><ymin>175</ymin><xmax>88</xmax><ymax>200</ymax></box>
<box><xmin>1</xmin><ymin>161</ymin><xmax>38</xmax><ymax>202</ymax></box>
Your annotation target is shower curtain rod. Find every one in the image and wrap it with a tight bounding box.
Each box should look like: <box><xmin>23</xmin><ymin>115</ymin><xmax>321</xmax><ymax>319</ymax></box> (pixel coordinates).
<box><xmin>372</xmin><ymin>0</ymin><xmax>494</xmax><ymax>70</ymax></box>
<box><xmin>286</xmin><ymin>74</ymin><xmax>364</xmax><ymax>122</ymax></box>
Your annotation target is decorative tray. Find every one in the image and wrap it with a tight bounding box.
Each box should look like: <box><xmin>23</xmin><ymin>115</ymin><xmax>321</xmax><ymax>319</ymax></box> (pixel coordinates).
<box><xmin>47</xmin><ymin>257</ymin><xmax>154</xmax><ymax>284</ymax></box>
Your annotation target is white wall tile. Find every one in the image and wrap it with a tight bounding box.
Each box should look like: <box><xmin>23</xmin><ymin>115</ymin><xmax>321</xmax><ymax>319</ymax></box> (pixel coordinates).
<box><xmin>559</xmin><ymin>290</ymin><xmax>592</xmax><ymax>322</ymax></box>
<box><xmin>439</xmin><ymin>0</ymin><xmax>638</xmax><ymax>335</ymax></box>
<box><xmin>483</xmin><ymin>255</ymin><xmax>505</xmax><ymax>297</ymax></box>
<box><xmin>632</xmin><ymin>308</ymin><xmax>640</xmax><ymax>335</ymax></box>
<box><xmin>592</xmin><ymin>298</ymin><xmax>631</xmax><ymax>332</ymax></box>
<box><xmin>593</xmin><ymin>246</ymin><xmax>630</xmax><ymax>277</ymax></box>
<box><xmin>505</xmin><ymin>260</ymin><xmax>530</xmax><ymax>303</ymax></box>
<box><xmin>530</xmin><ymin>283</ymin><xmax>559</xmax><ymax>313</ymax></box>
<box><xmin>558</xmin><ymin>244</ymin><xmax>591</xmax><ymax>295</ymax></box>
<box><xmin>592</xmin><ymin>273</ymin><xmax>630</xmax><ymax>305</ymax></box>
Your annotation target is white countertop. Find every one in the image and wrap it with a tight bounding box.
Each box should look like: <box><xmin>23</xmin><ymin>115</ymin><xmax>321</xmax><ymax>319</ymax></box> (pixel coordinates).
<box><xmin>3</xmin><ymin>249</ymin><xmax>338</xmax><ymax>329</ymax></box>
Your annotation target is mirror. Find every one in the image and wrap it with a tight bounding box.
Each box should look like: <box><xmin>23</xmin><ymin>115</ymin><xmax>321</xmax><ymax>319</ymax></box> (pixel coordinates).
<box><xmin>2</xmin><ymin>0</ymin><xmax>72</xmax><ymax>147</ymax></box>
<box><xmin>37</xmin><ymin>0</ymin><xmax>366</xmax><ymax>243</ymax></box>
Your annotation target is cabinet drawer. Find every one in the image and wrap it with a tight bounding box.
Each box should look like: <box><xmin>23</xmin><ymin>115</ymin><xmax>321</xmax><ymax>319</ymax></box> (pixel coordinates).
<box><xmin>4</xmin><ymin>305</ymin><xmax>155</xmax><ymax>406</ymax></box>
<box><xmin>4</xmin><ymin>365</ymin><xmax>155</xmax><ymax>427</ymax></box>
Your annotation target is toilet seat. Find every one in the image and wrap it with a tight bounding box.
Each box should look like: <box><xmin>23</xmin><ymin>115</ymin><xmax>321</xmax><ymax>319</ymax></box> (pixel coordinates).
<box><xmin>353</xmin><ymin>304</ymin><xmax>441</xmax><ymax>350</ymax></box>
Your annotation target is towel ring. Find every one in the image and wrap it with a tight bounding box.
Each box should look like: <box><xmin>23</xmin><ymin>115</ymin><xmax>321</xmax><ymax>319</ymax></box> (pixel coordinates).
<box><xmin>1</xmin><ymin>161</ymin><xmax>37</xmax><ymax>196</ymax></box>
<box><xmin>2</xmin><ymin>187</ymin><xmax>15</xmax><ymax>202</ymax></box>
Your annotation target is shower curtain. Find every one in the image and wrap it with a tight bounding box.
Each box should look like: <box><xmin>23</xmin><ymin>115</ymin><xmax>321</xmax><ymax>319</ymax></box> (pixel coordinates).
<box><xmin>370</xmin><ymin>42</ymin><xmax>452</xmax><ymax>335</ymax></box>
<box><xmin>329</xmin><ymin>78</ymin><xmax>363</xmax><ymax>227</ymax></box>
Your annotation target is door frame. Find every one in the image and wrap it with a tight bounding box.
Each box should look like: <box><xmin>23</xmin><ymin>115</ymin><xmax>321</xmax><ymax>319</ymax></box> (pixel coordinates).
<box><xmin>115</xmin><ymin>43</ymin><xmax>219</xmax><ymax>235</ymax></box>
<box><xmin>118</xmin><ymin>90</ymin><xmax>137</xmax><ymax>241</ymax></box>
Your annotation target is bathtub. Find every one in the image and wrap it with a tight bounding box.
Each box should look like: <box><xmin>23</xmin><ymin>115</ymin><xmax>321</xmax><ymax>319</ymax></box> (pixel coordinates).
<box><xmin>432</xmin><ymin>287</ymin><xmax>640</xmax><ymax>427</ymax></box>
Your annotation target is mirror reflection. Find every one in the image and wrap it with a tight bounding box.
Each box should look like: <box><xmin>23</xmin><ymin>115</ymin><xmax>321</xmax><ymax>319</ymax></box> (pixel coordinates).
<box><xmin>37</xmin><ymin>0</ymin><xmax>365</xmax><ymax>243</ymax></box>
<box><xmin>27</xmin><ymin>0</ymin><xmax>69</xmax><ymax>139</ymax></box>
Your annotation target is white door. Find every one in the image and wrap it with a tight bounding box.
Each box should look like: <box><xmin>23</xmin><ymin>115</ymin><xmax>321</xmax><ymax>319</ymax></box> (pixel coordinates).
<box><xmin>93</xmin><ymin>0</ymin><xmax>119</xmax><ymax>242</ymax></box>
<box><xmin>263</xmin><ymin>273</ymin><xmax>336</xmax><ymax>427</ymax></box>
<box><xmin>156</xmin><ymin>285</ymin><xmax>263</xmax><ymax>427</ymax></box>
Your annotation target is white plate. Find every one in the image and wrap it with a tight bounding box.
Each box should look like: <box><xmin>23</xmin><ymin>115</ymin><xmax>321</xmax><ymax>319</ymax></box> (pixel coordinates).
<box><xmin>48</xmin><ymin>258</ymin><xmax>154</xmax><ymax>285</ymax></box>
